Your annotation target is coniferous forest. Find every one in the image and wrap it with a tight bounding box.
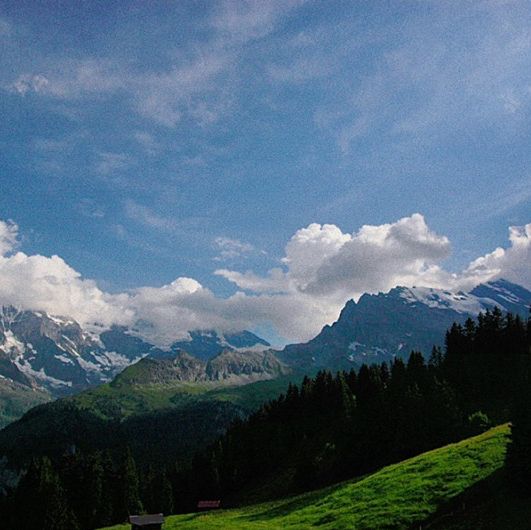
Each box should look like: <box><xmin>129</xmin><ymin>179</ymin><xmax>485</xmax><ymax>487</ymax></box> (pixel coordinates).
<box><xmin>1</xmin><ymin>308</ymin><xmax>530</xmax><ymax>529</ymax></box>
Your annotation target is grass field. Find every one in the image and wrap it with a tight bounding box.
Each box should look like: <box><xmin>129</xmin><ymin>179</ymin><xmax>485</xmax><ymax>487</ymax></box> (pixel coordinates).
<box><xmin>100</xmin><ymin>424</ymin><xmax>510</xmax><ymax>530</ymax></box>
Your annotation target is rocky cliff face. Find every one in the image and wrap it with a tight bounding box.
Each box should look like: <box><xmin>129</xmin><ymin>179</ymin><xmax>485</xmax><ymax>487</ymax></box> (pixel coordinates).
<box><xmin>205</xmin><ymin>350</ymin><xmax>288</xmax><ymax>382</ymax></box>
<box><xmin>113</xmin><ymin>348</ymin><xmax>289</xmax><ymax>387</ymax></box>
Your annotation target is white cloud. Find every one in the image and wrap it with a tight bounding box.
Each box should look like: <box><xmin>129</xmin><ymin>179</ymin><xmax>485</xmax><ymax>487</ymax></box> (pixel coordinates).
<box><xmin>211</xmin><ymin>0</ymin><xmax>305</xmax><ymax>43</ymax></box>
<box><xmin>218</xmin><ymin>214</ymin><xmax>452</xmax><ymax>298</ymax></box>
<box><xmin>124</xmin><ymin>200</ymin><xmax>178</xmax><ymax>232</ymax></box>
<box><xmin>134</xmin><ymin>51</ymin><xmax>231</xmax><ymax>127</ymax></box>
<box><xmin>214</xmin><ymin>236</ymin><xmax>255</xmax><ymax>261</ymax></box>
<box><xmin>316</xmin><ymin>3</ymin><xmax>531</xmax><ymax>154</ymax></box>
<box><xmin>78</xmin><ymin>198</ymin><xmax>105</xmax><ymax>219</ymax></box>
<box><xmin>5</xmin><ymin>1</ymin><xmax>305</xmax><ymax>129</ymax></box>
<box><xmin>0</xmin><ymin>222</ymin><xmax>132</xmax><ymax>329</ymax></box>
<box><xmin>0</xmin><ymin>220</ymin><xmax>18</xmax><ymax>255</ymax></box>
<box><xmin>95</xmin><ymin>152</ymin><xmax>131</xmax><ymax>176</ymax></box>
<box><xmin>0</xmin><ymin>18</ymin><xmax>11</xmax><ymax>37</ymax></box>
<box><xmin>9</xmin><ymin>60</ymin><xmax>124</xmax><ymax>98</ymax></box>
<box><xmin>215</xmin><ymin>268</ymin><xmax>289</xmax><ymax>293</ymax></box>
<box><xmin>133</xmin><ymin>131</ymin><xmax>158</xmax><ymax>155</ymax></box>
<box><xmin>11</xmin><ymin>74</ymin><xmax>49</xmax><ymax>96</ymax></box>
<box><xmin>464</xmin><ymin>223</ymin><xmax>531</xmax><ymax>289</ymax></box>
<box><xmin>0</xmin><ymin>215</ymin><xmax>528</xmax><ymax>346</ymax></box>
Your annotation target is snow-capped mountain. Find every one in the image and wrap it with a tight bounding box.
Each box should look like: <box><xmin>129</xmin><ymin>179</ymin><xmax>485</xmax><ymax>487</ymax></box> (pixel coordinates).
<box><xmin>0</xmin><ymin>306</ymin><xmax>271</xmax><ymax>398</ymax></box>
<box><xmin>279</xmin><ymin>279</ymin><xmax>531</xmax><ymax>369</ymax></box>
<box><xmin>0</xmin><ymin>309</ymin><xmax>151</xmax><ymax>395</ymax></box>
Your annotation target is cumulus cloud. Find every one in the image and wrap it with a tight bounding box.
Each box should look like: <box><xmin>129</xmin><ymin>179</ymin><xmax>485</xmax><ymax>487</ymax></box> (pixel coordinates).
<box><xmin>218</xmin><ymin>214</ymin><xmax>452</xmax><ymax>300</ymax></box>
<box><xmin>0</xmin><ymin>215</ymin><xmax>528</xmax><ymax>345</ymax></box>
<box><xmin>464</xmin><ymin>223</ymin><xmax>531</xmax><ymax>289</ymax></box>
<box><xmin>0</xmin><ymin>221</ymin><xmax>132</xmax><ymax>329</ymax></box>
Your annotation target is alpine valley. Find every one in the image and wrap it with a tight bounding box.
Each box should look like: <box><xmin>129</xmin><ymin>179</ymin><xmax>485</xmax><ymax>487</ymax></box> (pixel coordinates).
<box><xmin>0</xmin><ymin>279</ymin><xmax>529</xmax><ymax>430</ymax></box>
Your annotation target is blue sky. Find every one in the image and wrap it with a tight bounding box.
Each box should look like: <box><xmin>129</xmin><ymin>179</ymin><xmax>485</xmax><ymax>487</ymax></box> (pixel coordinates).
<box><xmin>0</xmin><ymin>1</ymin><xmax>530</xmax><ymax>345</ymax></box>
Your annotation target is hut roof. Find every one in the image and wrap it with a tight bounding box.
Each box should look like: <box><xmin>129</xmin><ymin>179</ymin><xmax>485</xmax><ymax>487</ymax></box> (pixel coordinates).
<box><xmin>129</xmin><ymin>513</ymin><xmax>164</xmax><ymax>526</ymax></box>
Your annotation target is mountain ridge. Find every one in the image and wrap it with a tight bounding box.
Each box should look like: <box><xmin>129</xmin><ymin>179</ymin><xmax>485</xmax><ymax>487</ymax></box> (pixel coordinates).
<box><xmin>279</xmin><ymin>279</ymin><xmax>531</xmax><ymax>369</ymax></box>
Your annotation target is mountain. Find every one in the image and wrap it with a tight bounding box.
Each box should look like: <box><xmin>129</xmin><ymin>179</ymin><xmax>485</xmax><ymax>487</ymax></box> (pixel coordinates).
<box><xmin>0</xmin><ymin>279</ymin><xmax>529</xmax><ymax>428</ymax></box>
<box><xmin>0</xmin><ymin>309</ymin><xmax>157</xmax><ymax>397</ymax></box>
<box><xmin>170</xmin><ymin>330</ymin><xmax>270</xmax><ymax>361</ymax></box>
<box><xmin>280</xmin><ymin>279</ymin><xmax>531</xmax><ymax>370</ymax></box>
<box><xmin>112</xmin><ymin>349</ymin><xmax>288</xmax><ymax>387</ymax></box>
<box><xmin>0</xmin><ymin>378</ymin><xmax>50</xmax><ymax>429</ymax></box>
<box><xmin>0</xmin><ymin>306</ymin><xmax>271</xmax><ymax>396</ymax></box>
<box><xmin>0</xmin><ymin>356</ymin><xmax>295</xmax><ymax>468</ymax></box>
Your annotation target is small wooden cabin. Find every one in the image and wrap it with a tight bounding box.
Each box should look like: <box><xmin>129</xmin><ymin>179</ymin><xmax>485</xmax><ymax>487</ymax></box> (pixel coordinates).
<box><xmin>129</xmin><ymin>513</ymin><xmax>164</xmax><ymax>530</ymax></box>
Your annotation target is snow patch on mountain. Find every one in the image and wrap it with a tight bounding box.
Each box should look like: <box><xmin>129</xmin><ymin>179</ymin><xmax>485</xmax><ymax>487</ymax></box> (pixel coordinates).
<box><xmin>395</xmin><ymin>286</ymin><xmax>490</xmax><ymax>314</ymax></box>
<box><xmin>1</xmin><ymin>330</ymin><xmax>25</xmax><ymax>356</ymax></box>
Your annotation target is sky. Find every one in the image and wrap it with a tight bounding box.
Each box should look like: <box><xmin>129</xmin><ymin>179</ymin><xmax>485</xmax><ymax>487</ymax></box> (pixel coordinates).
<box><xmin>0</xmin><ymin>0</ymin><xmax>530</xmax><ymax>346</ymax></box>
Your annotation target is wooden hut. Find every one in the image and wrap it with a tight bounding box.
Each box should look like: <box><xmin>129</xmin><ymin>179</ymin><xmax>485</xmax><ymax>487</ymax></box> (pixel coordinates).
<box><xmin>129</xmin><ymin>513</ymin><xmax>164</xmax><ymax>530</ymax></box>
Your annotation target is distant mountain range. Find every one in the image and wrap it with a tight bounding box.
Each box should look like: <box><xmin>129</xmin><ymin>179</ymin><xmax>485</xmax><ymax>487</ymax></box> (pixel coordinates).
<box><xmin>0</xmin><ymin>309</ymin><xmax>271</xmax><ymax>397</ymax></box>
<box><xmin>0</xmin><ymin>278</ymin><xmax>529</xmax><ymax>428</ymax></box>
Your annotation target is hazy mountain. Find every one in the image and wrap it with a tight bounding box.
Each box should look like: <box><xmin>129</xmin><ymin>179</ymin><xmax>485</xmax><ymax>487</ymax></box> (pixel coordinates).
<box><xmin>169</xmin><ymin>330</ymin><xmax>270</xmax><ymax>361</ymax></box>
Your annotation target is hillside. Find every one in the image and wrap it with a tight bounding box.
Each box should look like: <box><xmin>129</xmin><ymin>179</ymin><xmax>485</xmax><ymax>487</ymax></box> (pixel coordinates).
<box><xmin>100</xmin><ymin>424</ymin><xmax>510</xmax><ymax>530</ymax></box>
<box><xmin>0</xmin><ymin>371</ymin><xmax>297</xmax><ymax>467</ymax></box>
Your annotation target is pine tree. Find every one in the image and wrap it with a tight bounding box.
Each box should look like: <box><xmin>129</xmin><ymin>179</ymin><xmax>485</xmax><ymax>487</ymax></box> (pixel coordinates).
<box><xmin>122</xmin><ymin>448</ymin><xmax>143</xmax><ymax>517</ymax></box>
<box><xmin>160</xmin><ymin>469</ymin><xmax>174</xmax><ymax>515</ymax></box>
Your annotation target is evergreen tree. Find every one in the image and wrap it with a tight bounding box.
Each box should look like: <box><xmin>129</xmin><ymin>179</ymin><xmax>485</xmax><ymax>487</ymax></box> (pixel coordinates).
<box><xmin>120</xmin><ymin>448</ymin><xmax>143</xmax><ymax>518</ymax></box>
<box><xmin>160</xmin><ymin>469</ymin><xmax>174</xmax><ymax>515</ymax></box>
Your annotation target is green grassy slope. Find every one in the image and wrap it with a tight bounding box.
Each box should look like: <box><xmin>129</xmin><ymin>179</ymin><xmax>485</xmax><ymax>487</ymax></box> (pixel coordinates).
<box><xmin>100</xmin><ymin>424</ymin><xmax>510</xmax><ymax>530</ymax></box>
<box><xmin>71</xmin><ymin>374</ymin><xmax>296</xmax><ymax>420</ymax></box>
